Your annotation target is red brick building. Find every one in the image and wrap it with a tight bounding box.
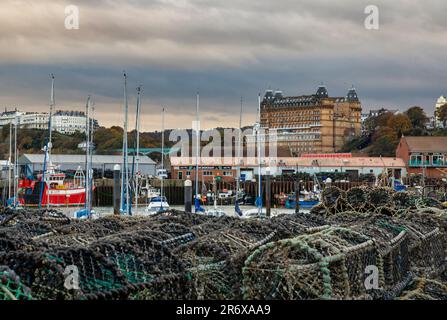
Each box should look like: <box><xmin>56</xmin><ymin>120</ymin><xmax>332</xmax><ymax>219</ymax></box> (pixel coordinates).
<box><xmin>396</xmin><ymin>136</ymin><xmax>447</xmax><ymax>179</ymax></box>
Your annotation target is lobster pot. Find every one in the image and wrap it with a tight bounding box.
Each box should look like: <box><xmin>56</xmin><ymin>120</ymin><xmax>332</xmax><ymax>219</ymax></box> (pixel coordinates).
<box><xmin>0</xmin><ymin>248</ymin><xmax>130</xmax><ymax>300</ymax></box>
<box><xmin>394</xmin><ymin>211</ymin><xmax>447</xmax><ymax>277</ymax></box>
<box><xmin>174</xmin><ymin>226</ymin><xmax>278</xmax><ymax>300</ymax></box>
<box><xmin>340</xmin><ymin>216</ymin><xmax>411</xmax><ymax>295</ymax></box>
<box><xmin>242</xmin><ymin>227</ymin><xmax>380</xmax><ymax>300</ymax></box>
<box><xmin>270</xmin><ymin>213</ymin><xmax>328</xmax><ymax>238</ymax></box>
<box><xmin>0</xmin><ymin>232</ymin><xmax>190</xmax><ymax>300</ymax></box>
<box><xmin>90</xmin><ymin>235</ymin><xmax>188</xmax><ymax>300</ymax></box>
<box><xmin>0</xmin><ymin>266</ymin><xmax>32</xmax><ymax>300</ymax></box>
<box><xmin>379</xmin><ymin>231</ymin><xmax>411</xmax><ymax>296</ymax></box>
<box><xmin>174</xmin><ymin>234</ymin><xmax>241</xmax><ymax>300</ymax></box>
<box><xmin>416</xmin><ymin>228</ymin><xmax>445</xmax><ymax>276</ymax></box>
<box><xmin>399</xmin><ymin>277</ymin><xmax>447</xmax><ymax>300</ymax></box>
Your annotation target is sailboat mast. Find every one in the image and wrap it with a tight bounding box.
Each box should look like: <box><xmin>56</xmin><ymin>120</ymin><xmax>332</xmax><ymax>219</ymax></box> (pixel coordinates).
<box><xmin>48</xmin><ymin>74</ymin><xmax>55</xmax><ymax>159</ymax></box>
<box><xmin>236</xmin><ymin>97</ymin><xmax>243</xmax><ymax>195</ymax></box>
<box><xmin>161</xmin><ymin>107</ymin><xmax>165</xmax><ymax>209</ymax></box>
<box><xmin>39</xmin><ymin>75</ymin><xmax>54</xmax><ymax>209</ymax></box>
<box><xmin>134</xmin><ymin>86</ymin><xmax>142</xmax><ymax>211</ymax></box>
<box><xmin>8</xmin><ymin>121</ymin><xmax>12</xmax><ymax>200</ymax></box>
<box><xmin>89</xmin><ymin>101</ymin><xmax>95</xmax><ymax>216</ymax></box>
<box><xmin>195</xmin><ymin>92</ymin><xmax>200</xmax><ymax>210</ymax></box>
<box><xmin>121</xmin><ymin>72</ymin><xmax>130</xmax><ymax>215</ymax></box>
<box><xmin>13</xmin><ymin>116</ymin><xmax>18</xmax><ymax>209</ymax></box>
<box><xmin>85</xmin><ymin>96</ymin><xmax>91</xmax><ymax>215</ymax></box>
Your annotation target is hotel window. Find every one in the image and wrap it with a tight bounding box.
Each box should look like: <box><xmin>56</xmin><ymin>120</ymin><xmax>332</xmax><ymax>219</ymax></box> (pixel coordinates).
<box><xmin>203</xmin><ymin>171</ymin><xmax>213</xmax><ymax>176</ymax></box>
<box><xmin>223</xmin><ymin>171</ymin><xmax>233</xmax><ymax>176</ymax></box>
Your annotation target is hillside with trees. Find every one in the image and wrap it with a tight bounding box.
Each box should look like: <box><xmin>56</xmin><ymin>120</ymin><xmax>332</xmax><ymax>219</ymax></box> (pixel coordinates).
<box><xmin>0</xmin><ymin>125</ymin><xmax>248</xmax><ymax>161</ymax></box>
<box><xmin>1</xmin><ymin>107</ymin><xmax>445</xmax><ymax>160</ymax></box>
<box><xmin>0</xmin><ymin>124</ymin><xmax>172</xmax><ymax>160</ymax></box>
<box><xmin>344</xmin><ymin>106</ymin><xmax>447</xmax><ymax>157</ymax></box>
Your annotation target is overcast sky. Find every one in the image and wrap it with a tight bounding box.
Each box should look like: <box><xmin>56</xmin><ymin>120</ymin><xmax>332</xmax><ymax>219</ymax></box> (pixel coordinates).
<box><xmin>1</xmin><ymin>0</ymin><xmax>446</xmax><ymax>130</ymax></box>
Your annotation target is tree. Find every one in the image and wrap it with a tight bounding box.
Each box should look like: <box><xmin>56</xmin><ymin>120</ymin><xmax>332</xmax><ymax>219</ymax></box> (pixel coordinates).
<box><xmin>369</xmin><ymin>134</ymin><xmax>399</xmax><ymax>157</ymax></box>
<box><xmin>437</xmin><ymin>104</ymin><xmax>447</xmax><ymax>128</ymax></box>
<box><xmin>405</xmin><ymin>106</ymin><xmax>428</xmax><ymax>130</ymax></box>
<box><xmin>363</xmin><ymin>111</ymin><xmax>393</xmax><ymax>134</ymax></box>
<box><xmin>387</xmin><ymin>113</ymin><xmax>412</xmax><ymax>138</ymax></box>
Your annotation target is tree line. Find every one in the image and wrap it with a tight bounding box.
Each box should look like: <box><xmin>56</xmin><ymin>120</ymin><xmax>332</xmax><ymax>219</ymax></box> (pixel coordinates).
<box><xmin>343</xmin><ymin>104</ymin><xmax>447</xmax><ymax>157</ymax></box>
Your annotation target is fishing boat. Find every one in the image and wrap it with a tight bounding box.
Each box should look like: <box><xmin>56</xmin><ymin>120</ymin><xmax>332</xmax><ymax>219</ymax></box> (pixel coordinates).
<box><xmin>19</xmin><ymin>76</ymin><xmax>93</xmax><ymax>208</ymax></box>
<box><xmin>20</xmin><ymin>166</ymin><xmax>93</xmax><ymax>207</ymax></box>
<box><xmin>143</xmin><ymin>183</ymin><xmax>161</xmax><ymax>201</ymax></box>
<box><xmin>285</xmin><ymin>193</ymin><xmax>320</xmax><ymax>210</ymax></box>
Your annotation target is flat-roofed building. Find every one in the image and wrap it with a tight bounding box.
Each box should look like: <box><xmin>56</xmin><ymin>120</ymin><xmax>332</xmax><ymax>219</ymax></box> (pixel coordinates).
<box><xmin>18</xmin><ymin>154</ymin><xmax>156</xmax><ymax>178</ymax></box>
<box><xmin>170</xmin><ymin>154</ymin><xmax>406</xmax><ymax>181</ymax></box>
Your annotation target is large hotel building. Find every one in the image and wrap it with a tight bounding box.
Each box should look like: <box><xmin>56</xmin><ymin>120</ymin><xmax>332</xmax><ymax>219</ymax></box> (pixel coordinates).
<box><xmin>259</xmin><ymin>85</ymin><xmax>362</xmax><ymax>155</ymax></box>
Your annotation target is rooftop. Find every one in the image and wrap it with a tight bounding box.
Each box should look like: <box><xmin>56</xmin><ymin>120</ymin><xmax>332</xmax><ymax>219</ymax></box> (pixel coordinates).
<box><xmin>262</xmin><ymin>85</ymin><xmax>360</xmax><ymax>108</ymax></box>
<box><xmin>402</xmin><ymin>136</ymin><xmax>447</xmax><ymax>153</ymax></box>
<box><xmin>19</xmin><ymin>154</ymin><xmax>156</xmax><ymax>165</ymax></box>
<box><xmin>170</xmin><ymin>156</ymin><xmax>405</xmax><ymax>168</ymax></box>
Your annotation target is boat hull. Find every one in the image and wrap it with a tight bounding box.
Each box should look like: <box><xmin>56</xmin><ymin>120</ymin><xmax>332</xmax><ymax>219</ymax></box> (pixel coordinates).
<box><xmin>285</xmin><ymin>199</ymin><xmax>319</xmax><ymax>209</ymax></box>
<box><xmin>20</xmin><ymin>182</ymin><xmax>94</xmax><ymax>207</ymax></box>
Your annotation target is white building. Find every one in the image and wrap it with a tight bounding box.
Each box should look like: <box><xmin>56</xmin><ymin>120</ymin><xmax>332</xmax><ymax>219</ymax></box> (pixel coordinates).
<box><xmin>435</xmin><ymin>95</ymin><xmax>446</xmax><ymax>128</ymax></box>
<box><xmin>0</xmin><ymin>110</ymin><xmax>24</xmax><ymax>126</ymax></box>
<box><xmin>0</xmin><ymin>109</ymin><xmax>98</xmax><ymax>134</ymax></box>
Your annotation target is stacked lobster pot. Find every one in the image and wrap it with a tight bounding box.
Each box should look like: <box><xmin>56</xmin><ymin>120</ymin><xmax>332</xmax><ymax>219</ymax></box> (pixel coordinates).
<box><xmin>241</xmin><ymin>227</ymin><xmax>381</xmax><ymax>300</ymax></box>
<box><xmin>174</xmin><ymin>219</ymin><xmax>281</xmax><ymax>300</ymax></box>
<box><xmin>394</xmin><ymin>210</ymin><xmax>446</xmax><ymax>278</ymax></box>
<box><xmin>326</xmin><ymin>214</ymin><xmax>411</xmax><ymax>298</ymax></box>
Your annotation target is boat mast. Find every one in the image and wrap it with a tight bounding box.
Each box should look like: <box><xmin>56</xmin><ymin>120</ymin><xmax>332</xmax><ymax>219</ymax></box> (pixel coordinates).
<box><xmin>133</xmin><ymin>86</ymin><xmax>142</xmax><ymax>211</ymax></box>
<box><xmin>160</xmin><ymin>107</ymin><xmax>165</xmax><ymax>210</ymax></box>
<box><xmin>8</xmin><ymin>120</ymin><xmax>12</xmax><ymax>201</ymax></box>
<box><xmin>89</xmin><ymin>101</ymin><xmax>95</xmax><ymax>214</ymax></box>
<box><xmin>257</xmin><ymin>93</ymin><xmax>262</xmax><ymax>216</ymax></box>
<box><xmin>48</xmin><ymin>74</ymin><xmax>55</xmax><ymax>160</ymax></box>
<box><xmin>13</xmin><ymin>116</ymin><xmax>18</xmax><ymax>209</ymax></box>
<box><xmin>195</xmin><ymin>92</ymin><xmax>200</xmax><ymax>211</ymax></box>
<box><xmin>85</xmin><ymin>96</ymin><xmax>91</xmax><ymax>217</ymax></box>
<box><xmin>121</xmin><ymin>72</ymin><xmax>130</xmax><ymax>215</ymax></box>
<box><xmin>47</xmin><ymin>74</ymin><xmax>56</xmax><ymax>207</ymax></box>
<box><xmin>39</xmin><ymin>75</ymin><xmax>54</xmax><ymax>209</ymax></box>
<box><xmin>236</xmin><ymin>97</ymin><xmax>243</xmax><ymax>197</ymax></box>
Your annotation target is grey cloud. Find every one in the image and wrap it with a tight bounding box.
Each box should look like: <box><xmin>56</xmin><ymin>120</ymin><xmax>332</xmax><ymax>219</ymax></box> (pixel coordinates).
<box><xmin>0</xmin><ymin>0</ymin><xmax>446</xmax><ymax>129</ymax></box>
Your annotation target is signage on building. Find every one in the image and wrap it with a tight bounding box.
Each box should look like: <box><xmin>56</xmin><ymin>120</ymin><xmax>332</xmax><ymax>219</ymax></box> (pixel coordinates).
<box><xmin>302</xmin><ymin>153</ymin><xmax>352</xmax><ymax>158</ymax></box>
<box><xmin>178</xmin><ymin>166</ymin><xmax>232</xmax><ymax>170</ymax></box>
